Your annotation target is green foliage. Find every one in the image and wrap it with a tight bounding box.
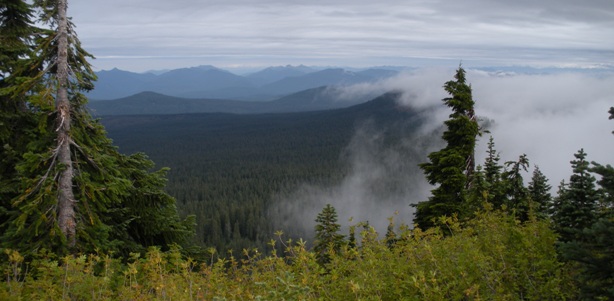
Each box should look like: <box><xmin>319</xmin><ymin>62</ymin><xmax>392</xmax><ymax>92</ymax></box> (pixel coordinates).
<box><xmin>415</xmin><ymin>66</ymin><xmax>480</xmax><ymax>229</ymax></box>
<box><xmin>102</xmin><ymin>92</ymin><xmax>425</xmax><ymax>253</ymax></box>
<box><xmin>551</xmin><ymin>149</ymin><xmax>599</xmax><ymax>243</ymax></box>
<box><xmin>502</xmin><ymin>154</ymin><xmax>531</xmax><ymax>221</ymax></box>
<box><xmin>482</xmin><ymin>136</ymin><xmax>506</xmax><ymax>208</ymax></box>
<box><xmin>0</xmin><ymin>209</ymin><xmax>577</xmax><ymax>300</ymax></box>
<box><xmin>559</xmin><ymin>218</ymin><xmax>614</xmax><ymax>300</ymax></box>
<box><xmin>591</xmin><ymin>161</ymin><xmax>614</xmax><ymax>216</ymax></box>
<box><xmin>313</xmin><ymin>204</ymin><xmax>344</xmax><ymax>265</ymax></box>
<box><xmin>528</xmin><ymin>165</ymin><xmax>552</xmax><ymax>219</ymax></box>
<box><xmin>557</xmin><ymin>112</ymin><xmax>614</xmax><ymax>300</ymax></box>
<box><xmin>0</xmin><ymin>0</ymin><xmax>194</xmax><ymax>256</ymax></box>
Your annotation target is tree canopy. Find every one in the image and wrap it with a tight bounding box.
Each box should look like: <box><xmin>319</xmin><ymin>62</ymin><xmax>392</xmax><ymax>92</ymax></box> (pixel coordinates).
<box><xmin>0</xmin><ymin>0</ymin><xmax>194</xmax><ymax>256</ymax></box>
<box><xmin>414</xmin><ymin>66</ymin><xmax>480</xmax><ymax>229</ymax></box>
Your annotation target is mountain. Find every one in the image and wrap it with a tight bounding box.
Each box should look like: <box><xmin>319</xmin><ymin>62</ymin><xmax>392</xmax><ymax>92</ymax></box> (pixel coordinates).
<box><xmin>356</xmin><ymin>68</ymin><xmax>400</xmax><ymax>79</ymax></box>
<box><xmin>87</xmin><ymin>91</ymin><xmax>266</xmax><ymax>115</ymax></box>
<box><xmin>88</xmin><ymin>85</ymin><xmax>379</xmax><ymax>116</ymax></box>
<box><xmin>246</xmin><ymin>65</ymin><xmax>315</xmax><ymax>86</ymax></box>
<box><xmin>268</xmin><ymin>86</ymin><xmax>371</xmax><ymax>112</ymax></box>
<box><xmin>87</xmin><ymin>65</ymin><xmax>400</xmax><ymax>101</ymax></box>
<box><xmin>88</xmin><ymin>68</ymin><xmax>155</xmax><ymax>100</ymax></box>
<box><xmin>261</xmin><ymin>68</ymin><xmax>376</xmax><ymax>95</ymax></box>
<box><xmin>147</xmin><ymin>65</ymin><xmax>253</xmax><ymax>98</ymax></box>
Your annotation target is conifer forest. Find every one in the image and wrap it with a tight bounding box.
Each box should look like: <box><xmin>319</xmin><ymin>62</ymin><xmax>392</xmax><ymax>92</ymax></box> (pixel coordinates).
<box><xmin>1</xmin><ymin>1</ymin><xmax>613</xmax><ymax>300</ymax></box>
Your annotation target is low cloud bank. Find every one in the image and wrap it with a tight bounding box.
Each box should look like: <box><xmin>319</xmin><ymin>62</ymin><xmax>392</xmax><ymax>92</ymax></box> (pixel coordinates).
<box><xmin>273</xmin><ymin>68</ymin><xmax>614</xmax><ymax>239</ymax></box>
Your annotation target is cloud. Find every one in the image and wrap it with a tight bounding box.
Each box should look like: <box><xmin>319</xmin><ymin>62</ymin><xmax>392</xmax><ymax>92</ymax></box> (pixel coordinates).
<box><xmin>469</xmin><ymin>71</ymin><xmax>614</xmax><ymax>185</ymax></box>
<box><xmin>69</xmin><ymin>1</ymin><xmax>614</xmax><ymax>71</ymax></box>
<box><xmin>270</xmin><ymin>118</ymin><xmax>439</xmax><ymax>240</ymax></box>
<box><xmin>334</xmin><ymin>68</ymin><xmax>614</xmax><ymax>187</ymax></box>
<box><xmin>273</xmin><ymin>68</ymin><xmax>614</xmax><ymax>240</ymax></box>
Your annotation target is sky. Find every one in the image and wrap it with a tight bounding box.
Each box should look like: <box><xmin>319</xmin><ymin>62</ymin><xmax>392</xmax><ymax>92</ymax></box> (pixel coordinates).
<box><xmin>68</xmin><ymin>0</ymin><xmax>614</xmax><ymax>73</ymax></box>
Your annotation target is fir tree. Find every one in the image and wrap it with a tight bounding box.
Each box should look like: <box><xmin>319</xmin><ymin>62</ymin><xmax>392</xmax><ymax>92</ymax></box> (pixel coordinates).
<box><xmin>591</xmin><ymin>111</ymin><xmax>614</xmax><ymax>216</ymax></box>
<box><xmin>466</xmin><ymin>165</ymin><xmax>489</xmax><ymax>213</ymax></box>
<box><xmin>551</xmin><ymin>149</ymin><xmax>599</xmax><ymax>243</ymax></box>
<box><xmin>414</xmin><ymin>66</ymin><xmax>480</xmax><ymax>229</ymax></box>
<box><xmin>0</xmin><ymin>0</ymin><xmax>194</xmax><ymax>255</ymax></box>
<box><xmin>591</xmin><ymin>161</ymin><xmax>614</xmax><ymax>216</ymax></box>
<box><xmin>313</xmin><ymin>204</ymin><xmax>344</xmax><ymax>265</ymax></box>
<box><xmin>482</xmin><ymin>136</ymin><xmax>506</xmax><ymax>208</ymax></box>
<box><xmin>502</xmin><ymin>154</ymin><xmax>530</xmax><ymax>221</ymax></box>
<box><xmin>528</xmin><ymin>165</ymin><xmax>552</xmax><ymax>219</ymax></box>
<box><xmin>559</xmin><ymin>218</ymin><xmax>614</xmax><ymax>299</ymax></box>
<box><xmin>558</xmin><ymin>110</ymin><xmax>614</xmax><ymax>299</ymax></box>
<box><xmin>0</xmin><ymin>0</ymin><xmax>39</xmax><ymax>233</ymax></box>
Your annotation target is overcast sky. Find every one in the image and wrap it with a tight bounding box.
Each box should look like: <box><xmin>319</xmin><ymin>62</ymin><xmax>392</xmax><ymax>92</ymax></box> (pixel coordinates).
<box><xmin>69</xmin><ymin>0</ymin><xmax>614</xmax><ymax>72</ymax></box>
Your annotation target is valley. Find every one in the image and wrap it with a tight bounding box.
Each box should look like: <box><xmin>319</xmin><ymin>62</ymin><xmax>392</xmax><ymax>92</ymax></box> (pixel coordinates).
<box><xmin>100</xmin><ymin>92</ymin><xmax>433</xmax><ymax>252</ymax></box>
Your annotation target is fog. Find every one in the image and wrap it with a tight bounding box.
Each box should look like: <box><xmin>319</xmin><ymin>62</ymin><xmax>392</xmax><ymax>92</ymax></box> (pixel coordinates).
<box><xmin>272</xmin><ymin>68</ymin><xmax>614</xmax><ymax>239</ymax></box>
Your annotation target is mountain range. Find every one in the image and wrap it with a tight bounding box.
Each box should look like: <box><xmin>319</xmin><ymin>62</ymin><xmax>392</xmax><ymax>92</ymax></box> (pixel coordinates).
<box><xmin>87</xmin><ymin>86</ymin><xmax>383</xmax><ymax>116</ymax></box>
<box><xmin>88</xmin><ymin>65</ymin><xmax>401</xmax><ymax>101</ymax></box>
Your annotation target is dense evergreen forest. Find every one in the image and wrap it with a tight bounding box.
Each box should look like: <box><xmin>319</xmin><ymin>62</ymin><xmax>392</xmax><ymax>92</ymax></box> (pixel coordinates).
<box><xmin>101</xmin><ymin>92</ymin><xmax>431</xmax><ymax>252</ymax></box>
<box><xmin>1</xmin><ymin>1</ymin><xmax>613</xmax><ymax>299</ymax></box>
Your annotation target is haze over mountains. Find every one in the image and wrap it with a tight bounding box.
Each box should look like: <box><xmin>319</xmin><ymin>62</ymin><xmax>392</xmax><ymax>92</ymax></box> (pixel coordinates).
<box><xmin>88</xmin><ymin>65</ymin><xmax>402</xmax><ymax>101</ymax></box>
<box><xmin>87</xmin><ymin>64</ymin><xmax>614</xmax><ymax>117</ymax></box>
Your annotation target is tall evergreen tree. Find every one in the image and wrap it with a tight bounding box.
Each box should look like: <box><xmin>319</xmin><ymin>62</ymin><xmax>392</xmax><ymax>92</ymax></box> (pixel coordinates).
<box><xmin>466</xmin><ymin>165</ymin><xmax>489</xmax><ymax>212</ymax></box>
<box><xmin>414</xmin><ymin>66</ymin><xmax>479</xmax><ymax>229</ymax></box>
<box><xmin>591</xmin><ymin>111</ymin><xmax>614</xmax><ymax>216</ymax></box>
<box><xmin>0</xmin><ymin>0</ymin><xmax>39</xmax><ymax>231</ymax></box>
<box><xmin>551</xmin><ymin>149</ymin><xmax>599</xmax><ymax>243</ymax></box>
<box><xmin>592</xmin><ymin>161</ymin><xmax>614</xmax><ymax>216</ymax></box>
<box><xmin>502</xmin><ymin>154</ymin><xmax>530</xmax><ymax>221</ymax></box>
<box><xmin>559</xmin><ymin>112</ymin><xmax>614</xmax><ymax>299</ymax></box>
<box><xmin>528</xmin><ymin>165</ymin><xmax>552</xmax><ymax>219</ymax></box>
<box><xmin>313</xmin><ymin>204</ymin><xmax>344</xmax><ymax>265</ymax></box>
<box><xmin>559</xmin><ymin>219</ymin><xmax>614</xmax><ymax>299</ymax></box>
<box><xmin>482</xmin><ymin>136</ymin><xmax>506</xmax><ymax>208</ymax></box>
<box><xmin>0</xmin><ymin>0</ymin><xmax>194</xmax><ymax>255</ymax></box>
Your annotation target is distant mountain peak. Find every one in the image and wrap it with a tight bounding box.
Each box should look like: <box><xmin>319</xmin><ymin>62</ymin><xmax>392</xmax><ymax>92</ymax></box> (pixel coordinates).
<box><xmin>194</xmin><ymin>65</ymin><xmax>224</xmax><ymax>71</ymax></box>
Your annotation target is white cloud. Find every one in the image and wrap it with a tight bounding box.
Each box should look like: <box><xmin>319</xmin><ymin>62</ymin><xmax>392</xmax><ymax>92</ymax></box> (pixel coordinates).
<box><xmin>277</xmin><ymin>68</ymin><xmax>614</xmax><ymax>239</ymax></box>
<box><xmin>271</xmin><ymin>122</ymin><xmax>436</xmax><ymax>239</ymax></box>
<box><xmin>469</xmin><ymin>71</ymin><xmax>614</xmax><ymax>185</ymax></box>
<box><xmin>68</xmin><ymin>1</ymin><xmax>614</xmax><ymax>71</ymax></box>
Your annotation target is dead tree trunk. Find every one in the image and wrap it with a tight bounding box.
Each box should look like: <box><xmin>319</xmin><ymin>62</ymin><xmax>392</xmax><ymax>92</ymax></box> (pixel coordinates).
<box><xmin>55</xmin><ymin>0</ymin><xmax>76</xmax><ymax>248</ymax></box>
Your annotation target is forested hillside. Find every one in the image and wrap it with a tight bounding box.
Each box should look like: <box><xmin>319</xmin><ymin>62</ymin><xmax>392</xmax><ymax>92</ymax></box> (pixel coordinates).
<box><xmin>87</xmin><ymin>86</ymin><xmax>371</xmax><ymax>116</ymax></box>
<box><xmin>101</xmin><ymin>92</ymin><xmax>431</xmax><ymax>252</ymax></box>
<box><xmin>2</xmin><ymin>1</ymin><xmax>612</xmax><ymax>299</ymax></box>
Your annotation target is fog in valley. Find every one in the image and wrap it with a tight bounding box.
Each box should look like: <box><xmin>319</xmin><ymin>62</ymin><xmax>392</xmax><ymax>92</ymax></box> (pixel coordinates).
<box><xmin>273</xmin><ymin>68</ymin><xmax>614</xmax><ymax>238</ymax></box>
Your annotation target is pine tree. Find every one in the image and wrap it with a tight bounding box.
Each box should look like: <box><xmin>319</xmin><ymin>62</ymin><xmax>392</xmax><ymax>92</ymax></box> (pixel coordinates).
<box><xmin>0</xmin><ymin>0</ymin><xmax>194</xmax><ymax>255</ymax></box>
<box><xmin>551</xmin><ymin>149</ymin><xmax>599</xmax><ymax>243</ymax></box>
<box><xmin>528</xmin><ymin>165</ymin><xmax>552</xmax><ymax>219</ymax></box>
<box><xmin>466</xmin><ymin>165</ymin><xmax>489</xmax><ymax>213</ymax></box>
<box><xmin>414</xmin><ymin>66</ymin><xmax>480</xmax><ymax>229</ymax></box>
<box><xmin>591</xmin><ymin>110</ymin><xmax>614</xmax><ymax>216</ymax></box>
<box><xmin>558</xmin><ymin>111</ymin><xmax>614</xmax><ymax>299</ymax></box>
<box><xmin>559</xmin><ymin>219</ymin><xmax>614</xmax><ymax>299</ymax></box>
<box><xmin>0</xmin><ymin>0</ymin><xmax>39</xmax><ymax>232</ymax></box>
<box><xmin>313</xmin><ymin>204</ymin><xmax>344</xmax><ymax>265</ymax></box>
<box><xmin>591</xmin><ymin>161</ymin><xmax>614</xmax><ymax>216</ymax></box>
<box><xmin>502</xmin><ymin>154</ymin><xmax>530</xmax><ymax>221</ymax></box>
<box><xmin>482</xmin><ymin>136</ymin><xmax>506</xmax><ymax>208</ymax></box>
